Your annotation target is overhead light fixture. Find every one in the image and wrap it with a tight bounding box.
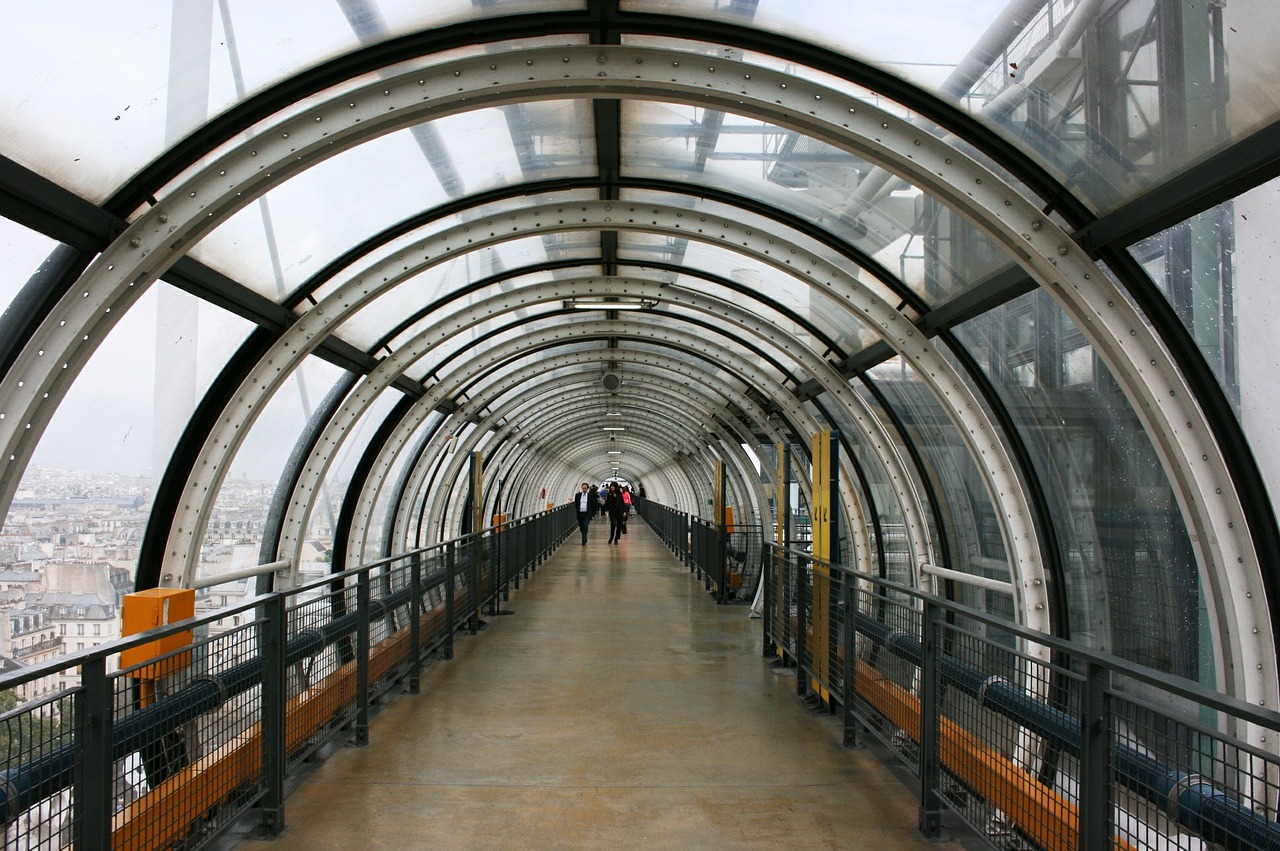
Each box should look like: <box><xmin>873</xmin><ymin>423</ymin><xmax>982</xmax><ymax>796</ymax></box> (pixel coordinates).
<box><xmin>602</xmin><ymin>426</ymin><xmax>626</xmax><ymax>431</ymax></box>
<box><xmin>607</xmin><ymin>450</ymin><xmax>622</xmax><ymax>455</ymax></box>
<box><xmin>564</xmin><ymin>297</ymin><xmax>657</xmax><ymax>310</ymax></box>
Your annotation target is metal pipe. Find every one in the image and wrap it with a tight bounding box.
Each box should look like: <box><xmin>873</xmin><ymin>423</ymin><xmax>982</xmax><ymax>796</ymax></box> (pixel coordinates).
<box><xmin>855</xmin><ymin>612</ymin><xmax>1280</xmax><ymax>851</ymax></box>
<box><xmin>189</xmin><ymin>560</ymin><xmax>290</xmax><ymax>590</ymax></box>
<box><xmin>918</xmin><ymin>562</ymin><xmax>1014</xmax><ymax>594</ymax></box>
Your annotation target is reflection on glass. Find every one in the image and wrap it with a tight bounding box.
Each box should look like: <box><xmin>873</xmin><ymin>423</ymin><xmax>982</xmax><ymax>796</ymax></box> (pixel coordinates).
<box><xmin>625</xmin><ymin>1</ymin><xmax>1280</xmax><ymax>213</ymax></box>
<box><xmin>818</xmin><ymin>392</ymin><xmax>917</xmax><ymax>584</ymax></box>
<box><xmin>859</xmin><ymin>357</ymin><xmax>1014</xmax><ymax>626</ymax></box>
<box><xmin>952</xmin><ymin>289</ymin><xmax>1201</xmax><ymax>681</ymax></box>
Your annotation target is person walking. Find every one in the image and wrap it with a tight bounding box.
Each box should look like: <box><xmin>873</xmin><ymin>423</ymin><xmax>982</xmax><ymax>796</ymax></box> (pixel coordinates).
<box><xmin>573</xmin><ymin>482</ymin><xmax>596</xmax><ymax>545</ymax></box>
<box><xmin>620</xmin><ymin>485</ymin><xmax>632</xmax><ymax>535</ymax></box>
<box><xmin>603</xmin><ymin>482</ymin><xmax>627</xmax><ymax>544</ymax></box>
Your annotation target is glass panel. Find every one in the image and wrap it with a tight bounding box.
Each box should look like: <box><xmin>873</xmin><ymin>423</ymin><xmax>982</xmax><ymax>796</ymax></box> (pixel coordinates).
<box><xmin>817</xmin><ymin>392</ymin><xmax>918</xmax><ymax>585</ymax></box>
<box><xmin>952</xmin><ymin>289</ymin><xmax>1201</xmax><ymax>679</ymax></box>
<box><xmin>319</xmin><ymin>389</ymin><xmax>403</xmax><ymax>566</ymax></box>
<box><xmin>616</xmin><ymin>233</ymin><xmax>880</xmax><ymax>354</ymax></box>
<box><xmin>1</xmin><ymin>5</ymin><xmax>585</xmax><ymax>202</ymax></box>
<box><xmin>0</xmin><ymin>223</ymin><xmax>58</xmax><ymax>316</ymax></box>
<box><xmin>336</xmin><ymin>237</ymin><xmax>598</xmax><ymax>353</ymax></box>
<box><xmin>192</xmin><ymin>107</ymin><xmax>597</xmax><ymax>299</ymax></box>
<box><xmin>199</xmin><ymin>356</ymin><xmax>347</xmax><ymax>585</ymax></box>
<box><xmin>860</xmin><ymin>356</ymin><xmax>1015</xmax><ymax>623</ymax></box>
<box><xmin>8</xmin><ymin>282</ymin><xmax>253</xmax><ymax>578</ymax></box>
<box><xmin>303</xmin><ymin>188</ymin><xmax>600</xmax><ymax>307</ymax></box>
<box><xmin>620</xmin><ymin>178</ymin><xmax>1009</xmax><ymax>309</ymax></box>
<box><xmin>1130</xmin><ymin>203</ymin><xmax>1236</xmax><ymax>401</ymax></box>
<box><xmin>625</xmin><ymin>1</ymin><xmax>1280</xmax><ymax>213</ymax></box>
<box><xmin>1137</xmin><ymin>179</ymin><xmax>1280</xmax><ymax>528</ymax></box>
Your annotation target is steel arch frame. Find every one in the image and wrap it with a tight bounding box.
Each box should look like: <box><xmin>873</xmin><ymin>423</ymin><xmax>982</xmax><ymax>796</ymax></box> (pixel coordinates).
<box><xmin>275</xmin><ymin>274</ymin><xmax>933</xmax><ymax>584</ymax></box>
<box><xmin>0</xmin><ymin>43</ymin><xmax>1264</xmax><ymax>703</ymax></box>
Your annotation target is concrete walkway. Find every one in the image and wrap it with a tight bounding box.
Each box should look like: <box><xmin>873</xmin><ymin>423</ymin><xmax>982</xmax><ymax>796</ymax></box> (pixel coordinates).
<box><xmin>239</xmin><ymin>516</ymin><xmax>967</xmax><ymax>850</ymax></box>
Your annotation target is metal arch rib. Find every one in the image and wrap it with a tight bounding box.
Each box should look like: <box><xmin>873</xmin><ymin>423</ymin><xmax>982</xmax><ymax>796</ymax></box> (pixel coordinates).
<box><xmin>371</xmin><ymin>386</ymin><xmax>722</xmax><ymax>555</ymax></box>
<box><xmin>0</xmin><ymin>43</ymin><xmax>1257</xmax><ymax>696</ymax></box>
<box><xmin>281</xmin><ymin>275</ymin><xmax>933</xmax><ymax>588</ymax></box>
<box><xmin>381</xmin><ymin>355</ymin><xmax>808</xmax><ymax>560</ymax></box>
<box><xmin>143</xmin><ymin>199</ymin><xmax>1033</xmax><ymax>629</ymax></box>
<box><xmin>386</xmin><ymin>333</ymin><xmax>827</xmax><ymax>560</ymax></box>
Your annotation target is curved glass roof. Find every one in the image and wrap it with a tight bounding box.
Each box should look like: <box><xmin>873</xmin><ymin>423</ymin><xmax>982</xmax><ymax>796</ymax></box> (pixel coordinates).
<box><xmin>1</xmin><ymin>1</ymin><xmax>1279</xmax><ymax>711</ymax></box>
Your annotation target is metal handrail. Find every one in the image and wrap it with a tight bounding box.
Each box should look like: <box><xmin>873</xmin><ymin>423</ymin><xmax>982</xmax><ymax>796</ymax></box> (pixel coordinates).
<box><xmin>764</xmin><ymin>542</ymin><xmax>1280</xmax><ymax>851</ymax></box>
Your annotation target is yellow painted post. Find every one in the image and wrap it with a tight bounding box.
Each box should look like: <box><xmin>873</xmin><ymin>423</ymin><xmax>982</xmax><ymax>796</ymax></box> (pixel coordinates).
<box><xmin>811</xmin><ymin>431</ymin><xmax>832</xmax><ymax>697</ymax></box>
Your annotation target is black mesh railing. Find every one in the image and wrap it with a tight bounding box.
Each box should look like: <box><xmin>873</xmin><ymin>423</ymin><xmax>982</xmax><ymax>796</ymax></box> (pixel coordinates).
<box><xmin>637</xmin><ymin>499</ymin><xmax>758</xmax><ymax>604</ymax></box>
<box><xmin>0</xmin><ymin>504</ymin><xmax>574</xmax><ymax>850</ymax></box>
<box><xmin>763</xmin><ymin>542</ymin><xmax>1280</xmax><ymax>851</ymax></box>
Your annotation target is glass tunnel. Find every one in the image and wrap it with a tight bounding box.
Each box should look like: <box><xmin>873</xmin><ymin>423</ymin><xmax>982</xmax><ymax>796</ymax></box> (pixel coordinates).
<box><xmin>1</xmin><ymin>1</ymin><xmax>1280</xmax><ymax>848</ymax></box>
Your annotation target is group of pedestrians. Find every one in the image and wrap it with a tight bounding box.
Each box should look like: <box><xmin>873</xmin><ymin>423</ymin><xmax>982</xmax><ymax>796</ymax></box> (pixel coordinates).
<box><xmin>573</xmin><ymin>481</ymin><xmax>633</xmax><ymax>545</ymax></box>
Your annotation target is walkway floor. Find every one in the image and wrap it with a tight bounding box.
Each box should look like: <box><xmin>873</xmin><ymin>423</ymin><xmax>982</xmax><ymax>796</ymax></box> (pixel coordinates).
<box><xmin>238</xmin><ymin>517</ymin><xmax>969</xmax><ymax>850</ymax></box>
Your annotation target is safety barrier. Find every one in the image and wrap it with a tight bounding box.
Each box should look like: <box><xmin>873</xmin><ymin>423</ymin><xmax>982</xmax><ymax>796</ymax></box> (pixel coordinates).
<box><xmin>0</xmin><ymin>505</ymin><xmax>574</xmax><ymax>850</ymax></box>
<box><xmin>638</xmin><ymin>500</ymin><xmax>762</xmax><ymax>603</ymax></box>
<box><xmin>763</xmin><ymin>543</ymin><xmax>1280</xmax><ymax>851</ymax></box>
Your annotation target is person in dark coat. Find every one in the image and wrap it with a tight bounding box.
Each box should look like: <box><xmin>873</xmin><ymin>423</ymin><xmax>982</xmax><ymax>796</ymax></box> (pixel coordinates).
<box><xmin>603</xmin><ymin>482</ymin><xmax>627</xmax><ymax>544</ymax></box>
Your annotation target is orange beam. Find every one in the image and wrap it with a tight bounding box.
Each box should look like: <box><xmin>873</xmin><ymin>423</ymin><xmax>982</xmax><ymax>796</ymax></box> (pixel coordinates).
<box><xmin>854</xmin><ymin>658</ymin><xmax>1134</xmax><ymax>851</ymax></box>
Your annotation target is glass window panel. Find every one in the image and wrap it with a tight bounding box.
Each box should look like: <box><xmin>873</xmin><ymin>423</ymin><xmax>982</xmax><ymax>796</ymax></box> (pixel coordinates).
<box><xmin>950</xmin><ymin>289</ymin><xmax>1201</xmax><ymax>679</ymax></box>
<box><xmin>616</xmin><ymin>233</ymin><xmax>880</xmax><ymax>353</ymax></box>
<box><xmin>378</xmin><ymin>269</ymin><xmax>593</xmax><ymax>357</ymax></box>
<box><xmin>19</xmin><ymin>282</ymin><xmax>251</xmax><ymax>480</ymax></box>
<box><xmin>316</xmin><ymin>388</ymin><xmax>404</xmax><ymax>565</ymax></box>
<box><xmin>193</xmin><ymin>129</ymin><xmax>452</xmax><ymax>299</ymax></box>
<box><xmin>198</xmin><ymin>356</ymin><xmax>347</xmax><ymax>584</ymax></box>
<box><xmin>0</xmin><ymin>222</ymin><xmax>58</xmax><ymax>316</ymax></box>
<box><xmin>860</xmin><ymin>356</ymin><xmax>1015</xmax><ymax>613</ymax></box>
<box><xmin>8</xmin><ymin>283</ymin><xmax>253</xmax><ymax>585</ymax></box>
<box><xmin>302</xmin><ymin>189</ymin><xmax>599</xmax><ymax>307</ymax></box>
<box><xmin>334</xmin><ymin>237</ymin><xmax>597</xmax><ymax>352</ymax></box>
<box><xmin>192</xmin><ymin>108</ymin><xmax>597</xmax><ymax>299</ymax></box>
<box><xmin>0</xmin><ymin>5</ymin><xmax>585</xmax><ymax>202</ymax></box>
<box><xmin>619</xmin><ymin>177</ymin><xmax>1008</xmax><ymax>310</ymax></box>
<box><xmin>402</xmin><ymin>303</ymin><xmax>595</xmax><ymax>384</ymax></box>
<box><xmin>1139</xmin><ymin>179</ymin><xmax>1280</xmax><ymax>527</ymax></box>
<box><xmin>817</xmin><ymin>392</ymin><xmax>919</xmax><ymax>585</ymax></box>
<box><xmin>1129</xmin><ymin>202</ymin><xmax>1237</xmax><ymax>402</ymax></box>
<box><xmin>624</xmin><ymin>2</ymin><xmax>1280</xmax><ymax>213</ymax></box>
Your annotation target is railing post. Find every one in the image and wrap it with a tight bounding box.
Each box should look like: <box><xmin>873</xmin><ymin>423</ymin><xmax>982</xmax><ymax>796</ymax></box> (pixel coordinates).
<box><xmin>75</xmin><ymin>656</ymin><xmax>112</xmax><ymax>851</ymax></box>
<box><xmin>1079</xmin><ymin>660</ymin><xmax>1112</xmax><ymax>850</ymax></box>
<box><xmin>918</xmin><ymin>599</ymin><xmax>943</xmax><ymax>838</ymax></box>
<box><xmin>354</xmin><ymin>570</ymin><xmax>371</xmax><ymax>747</ymax></box>
<box><xmin>469</xmin><ymin>539</ymin><xmax>481</xmax><ymax>634</ymax></box>
<box><xmin>781</xmin><ymin>551</ymin><xmax>794</xmax><ymax>668</ymax></box>
<box><xmin>513</xmin><ymin>522</ymin><xmax>522</xmax><ymax>589</ymax></box>
<box><xmin>444</xmin><ymin>541</ymin><xmax>456</xmax><ymax>660</ymax></box>
<box><xmin>716</xmin><ymin>523</ymin><xmax>728</xmax><ymax>604</ymax></box>
<box><xmin>795</xmin><ymin>558</ymin><xmax>808</xmax><ymax>698</ymax></box>
<box><xmin>762</xmin><ymin>545</ymin><xmax>774</xmax><ymax>658</ymax></box>
<box><xmin>841</xmin><ymin>570</ymin><xmax>858</xmax><ymax>748</ymax></box>
<box><xmin>409</xmin><ymin>552</ymin><xmax>422</xmax><ymax>694</ymax></box>
<box><xmin>259</xmin><ymin>592</ymin><xmax>287</xmax><ymax>836</ymax></box>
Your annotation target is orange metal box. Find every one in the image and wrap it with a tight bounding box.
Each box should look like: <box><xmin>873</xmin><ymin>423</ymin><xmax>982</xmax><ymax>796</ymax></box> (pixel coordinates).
<box><xmin>120</xmin><ymin>588</ymin><xmax>196</xmax><ymax>675</ymax></box>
